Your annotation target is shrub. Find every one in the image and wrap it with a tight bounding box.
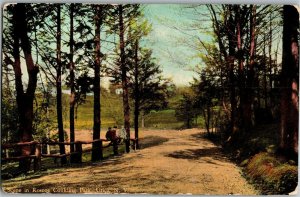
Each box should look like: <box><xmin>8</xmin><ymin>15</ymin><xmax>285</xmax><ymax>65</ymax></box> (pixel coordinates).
<box><xmin>246</xmin><ymin>152</ymin><xmax>298</xmax><ymax>194</ymax></box>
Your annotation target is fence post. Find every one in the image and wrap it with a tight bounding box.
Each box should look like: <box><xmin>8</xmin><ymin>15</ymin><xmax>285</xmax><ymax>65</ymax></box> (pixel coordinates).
<box><xmin>135</xmin><ymin>138</ymin><xmax>139</xmax><ymax>150</ymax></box>
<box><xmin>75</xmin><ymin>142</ymin><xmax>82</xmax><ymax>163</ymax></box>
<box><xmin>99</xmin><ymin>141</ymin><xmax>103</xmax><ymax>160</ymax></box>
<box><xmin>34</xmin><ymin>144</ymin><xmax>41</xmax><ymax>172</ymax></box>
<box><xmin>19</xmin><ymin>144</ymin><xmax>32</xmax><ymax>173</ymax></box>
<box><xmin>113</xmin><ymin>141</ymin><xmax>118</xmax><ymax>155</ymax></box>
<box><xmin>92</xmin><ymin>140</ymin><xmax>103</xmax><ymax>161</ymax></box>
<box><xmin>70</xmin><ymin>142</ymin><xmax>76</xmax><ymax>163</ymax></box>
<box><xmin>133</xmin><ymin>139</ymin><xmax>137</xmax><ymax>151</ymax></box>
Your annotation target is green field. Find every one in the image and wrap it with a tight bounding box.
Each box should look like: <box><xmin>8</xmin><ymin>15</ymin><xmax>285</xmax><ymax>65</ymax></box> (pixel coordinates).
<box><xmin>63</xmin><ymin>93</ymin><xmax>124</xmax><ymax>130</ymax></box>
<box><xmin>143</xmin><ymin>109</ymin><xmax>204</xmax><ymax>129</ymax></box>
<box><xmin>58</xmin><ymin>92</ymin><xmax>204</xmax><ymax>130</ymax></box>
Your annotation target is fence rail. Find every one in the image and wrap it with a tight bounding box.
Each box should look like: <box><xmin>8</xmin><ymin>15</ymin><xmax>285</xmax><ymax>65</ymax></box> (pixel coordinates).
<box><xmin>1</xmin><ymin>138</ymin><xmax>137</xmax><ymax>172</ymax></box>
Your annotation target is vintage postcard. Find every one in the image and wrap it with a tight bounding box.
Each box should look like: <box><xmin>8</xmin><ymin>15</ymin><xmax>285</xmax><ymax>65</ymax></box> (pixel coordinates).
<box><xmin>1</xmin><ymin>2</ymin><xmax>298</xmax><ymax>195</ymax></box>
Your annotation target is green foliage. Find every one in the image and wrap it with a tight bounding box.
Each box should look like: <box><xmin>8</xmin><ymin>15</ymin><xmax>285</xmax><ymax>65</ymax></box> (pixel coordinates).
<box><xmin>226</xmin><ymin>124</ymin><xmax>281</xmax><ymax>160</ymax></box>
<box><xmin>175</xmin><ymin>92</ymin><xmax>198</xmax><ymax>129</ymax></box>
<box><xmin>32</xmin><ymin>83</ymin><xmax>57</xmax><ymax>141</ymax></box>
<box><xmin>108</xmin><ymin>10</ymin><xmax>173</xmax><ymax>116</ymax></box>
<box><xmin>1</xmin><ymin>88</ymin><xmax>19</xmax><ymax>143</ymax></box>
<box><xmin>145</xmin><ymin>110</ymin><xmax>182</xmax><ymax>129</ymax></box>
<box><xmin>130</xmin><ymin>49</ymin><xmax>173</xmax><ymax>114</ymax></box>
<box><xmin>192</xmin><ymin>70</ymin><xmax>220</xmax><ymax>132</ymax></box>
<box><xmin>246</xmin><ymin>152</ymin><xmax>298</xmax><ymax>194</ymax></box>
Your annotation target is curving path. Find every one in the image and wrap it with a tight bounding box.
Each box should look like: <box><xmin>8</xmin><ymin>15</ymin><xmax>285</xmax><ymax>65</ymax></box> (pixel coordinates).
<box><xmin>2</xmin><ymin>128</ymin><xmax>257</xmax><ymax>195</ymax></box>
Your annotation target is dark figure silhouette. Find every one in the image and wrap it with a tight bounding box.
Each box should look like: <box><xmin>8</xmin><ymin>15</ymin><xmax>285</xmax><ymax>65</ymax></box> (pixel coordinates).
<box><xmin>106</xmin><ymin>127</ymin><xmax>119</xmax><ymax>155</ymax></box>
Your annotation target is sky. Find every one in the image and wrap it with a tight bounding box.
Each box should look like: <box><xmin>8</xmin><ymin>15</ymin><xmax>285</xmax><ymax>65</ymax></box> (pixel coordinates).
<box><xmin>142</xmin><ymin>4</ymin><xmax>211</xmax><ymax>86</ymax></box>
<box><xmin>4</xmin><ymin>4</ymin><xmax>284</xmax><ymax>90</ymax></box>
<box><xmin>7</xmin><ymin>4</ymin><xmax>212</xmax><ymax>89</ymax></box>
<box><xmin>100</xmin><ymin>4</ymin><xmax>213</xmax><ymax>89</ymax></box>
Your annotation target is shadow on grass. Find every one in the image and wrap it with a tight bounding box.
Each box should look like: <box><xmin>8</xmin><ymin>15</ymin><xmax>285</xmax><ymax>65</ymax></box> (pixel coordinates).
<box><xmin>2</xmin><ymin>157</ymin><xmax>126</xmax><ymax>183</ymax></box>
<box><xmin>190</xmin><ymin>132</ymin><xmax>207</xmax><ymax>139</ymax></box>
<box><xmin>1</xmin><ymin>144</ymin><xmax>127</xmax><ymax>181</ymax></box>
<box><xmin>139</xmin><ymin>136</ymin><xmax>169</xmax><ymax>149</ymax></box>
<box><xmin>2</xmin><ymin>136</ymin><xmax>166</xmax><ymax>182</ymax></box>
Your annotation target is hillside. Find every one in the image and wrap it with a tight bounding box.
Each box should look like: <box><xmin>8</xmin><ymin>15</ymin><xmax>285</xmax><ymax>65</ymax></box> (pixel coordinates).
<box><xmin>58</xmin><ymin>91</ymin><xmax>192</xmax><ymax>130</ymax></box>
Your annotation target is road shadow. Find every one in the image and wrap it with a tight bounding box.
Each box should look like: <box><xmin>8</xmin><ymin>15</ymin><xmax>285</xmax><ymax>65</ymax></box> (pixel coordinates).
<box><xmin>190</xmin><ymin>132</ymin><xmax>218</xmax><ymax>142</ymax></box>
<box><xmin>190</xmin><ymin>132</ymin><xmax>223</xmax><ymax>147</ymax></box>
<box><xmin>1</xmin><ymin>157</ymin><xmax>125</xmax><ymax>182</ymax></box>
<box><xmin>139</xmin><ymin>136</ymin><xmax>169</xmax><ymax>149</ymax></box>
<box><xmin>190</xmin><ymin>132</ymin><xmax>206</xmax><ymax>139</ymax></box>
<box><xmin>166</xmin><ymin>147</ymin><xmax>229</xmax><ymax>162</ymax></box>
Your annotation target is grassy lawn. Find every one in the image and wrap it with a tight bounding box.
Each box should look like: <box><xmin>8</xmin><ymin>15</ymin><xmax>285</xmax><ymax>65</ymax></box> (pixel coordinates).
<box><xmin>58</xmin><ymin>94</ymin><xmax>205</xmax><ymax>130</ymax></box>
<box><xmin>143</xmin><ymin>110</ymin><xmax>184</xmax><ymax>129</ymax></box>
<box><xmin>62</xmin><ymin>94</ymin><xmax>124</xmax><ymax>129</ymax></box>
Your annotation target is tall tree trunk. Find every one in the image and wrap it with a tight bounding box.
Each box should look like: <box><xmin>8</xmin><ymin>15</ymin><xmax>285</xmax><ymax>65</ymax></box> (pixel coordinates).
<box><xmin>92</xmin><ymin>5</ymin><xmax>103</xmax><ymax>161</ymax></box>
<box><xmin>3</xmin><ymin>67</ymin><xmax>11</xmax><ymax>158</ymax></box>
<box><xmin>69</xmin><ymin>3</ymin><xmax>76</xmax><ymax>162</ymax></box>
<box><xmin>280</xmin><ymin>5</ymin><xmax>299</xmax><ymax>159</ymax></box>
<box><xmin>119</xmin><ymin>5</ymin><xmax>131</xmax><ymax>153</ymax></box>
<box><xmin>227</xmin><ymin>6</ymin><xmax>238</xmax><ymax>135</ymax></box>
<box><xmin>263</xmin><ymin>34</ymin><xmax>268</xmax><ymax>108</ymax></box>
<box><xmin>56</xmin><ymin>4</ymin><xmax>67</xmax><ymax>165</ymax></box>
<box><xmin>268</xmin><ymin>11</ymin><xmax>273</xmax><ymax>90</ymax></box>
<box><xmin>141</xmin><ymin>111</ymin><xmax>145</xmax><ymax>128</ymax></box>
<box><xmin>46</xmin><ymin>106</ymin><xmax>51</xmax><ymax>154</ymax></box>
<box><xmin>236</xmin><ymin>5</ymin><xmax>246</xmax><ymax>129</ymax></box>
<box><xmin>187</xmin><ymin>117</ymin><xmax>191</xmax><ymax>129</ymax></box>
<box><xmin>12</xmin><ymin>4</ymin><xmax>39</xmax><ymax>172</ymax></box>
<box><xmin>134</xmin><ymin>39</ymin><xmax>140</xmax><ymax>149</ymax></box>
<box><xmin>209</xmin><ymin>5</ymin><xmax>233</xmax><ymax>136</ymax></box>
<box><xmin>205</xmin><ymin>107</ymin><xmax>211</xmax><ymax>135</ymax></box>
<box><xmin>245</xmin><ymin>5</ymin><xmax>256</xmax><ymax>128</ymax></box>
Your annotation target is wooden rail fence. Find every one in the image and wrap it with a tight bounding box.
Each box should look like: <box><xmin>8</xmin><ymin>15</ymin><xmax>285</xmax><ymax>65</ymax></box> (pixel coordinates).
<box><xmin>2</xmin><ymin>138</ymin><xmax>137</xmax><ymax>172</ymax></box>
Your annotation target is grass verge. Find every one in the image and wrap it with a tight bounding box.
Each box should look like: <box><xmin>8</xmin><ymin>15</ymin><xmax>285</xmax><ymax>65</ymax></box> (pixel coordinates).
<box><xmin>245</xmin><ymin>152</ymin><xmax>297</xmax><ymax>194</ymax></box>
<box><xmin>206</xmin><ymin>123</ymin><xmax>298</xmax><ymax>195</ymax></box>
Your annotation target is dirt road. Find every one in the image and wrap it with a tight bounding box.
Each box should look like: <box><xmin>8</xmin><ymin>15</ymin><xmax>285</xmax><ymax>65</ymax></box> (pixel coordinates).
<box><xmin>2</xmin><ymin>128</ymin><xmax>257</xmax><ymax>195</ymax></box>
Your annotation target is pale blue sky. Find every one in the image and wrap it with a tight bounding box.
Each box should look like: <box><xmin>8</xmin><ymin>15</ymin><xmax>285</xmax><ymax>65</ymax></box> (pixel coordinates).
<box><xmin>4</xmin><ymin>4</ymin><xmax>213</xmax><ymax>88</ymax></box>
<box><xmin>142</xmin><ymin>4</ymin><xmax>212</xmax><ymax>86</ymax></box>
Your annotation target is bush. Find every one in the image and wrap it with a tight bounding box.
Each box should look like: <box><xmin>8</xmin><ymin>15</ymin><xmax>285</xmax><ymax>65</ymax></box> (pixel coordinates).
<box><xmin>246</xmin><ymin>152</ymin><xmax>298</xmax><ymax>194</ymax></box>
<box><xmin>272</xmin><ymin>164</ymin><xmax>298</xmax><ymax>194</ymax></box>
<box><xmin>51</xmin><ymin>130</ymin><xmax>69</xmax><ymax>141</ymax></box>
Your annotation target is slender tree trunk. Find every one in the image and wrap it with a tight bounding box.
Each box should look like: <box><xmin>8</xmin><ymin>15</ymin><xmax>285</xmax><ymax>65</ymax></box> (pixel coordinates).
<box><xmin>268</xmin><ymin>11</ymin><xmax>273</xmax><ymax>90</ymax></box>
<box><xmin>203</xmin><ymin>108</ymin><xmax>210</xmax><ymax>135</ymax></box>
<box><xmin>275</xmin><ymin>35</ymin><xmax>280</xmax><ymax>70</ymax></box>
<box><xmin>141</xmin><ymin>112</ymin><xmax>145</xmax><ymax>128</ymax></box>
<box><xmin>236</xmin><ymin>5</ymin><xmax>246</xmax><ymax>129</ymax></box>
<box><xmin>46</xmin><ymin>106</ymin><xmax>50</xmax><ymax>154</ymax></box>
<box><xmin>227</xmin><ymin>8</ymin><xmax>238</xmax><ymax>135</ymax></box>
<box><xmin>92</xmin><ymin>5</ymin><xmax>103</xmax><ymax>161</ymax></box>
<box><xmin>56</xmin><ymin>4</ymin><xmax>67</xmax><ymax>165</ymax></box>
<box><xmin>207</xmin><ymin>106</ymin><xmax>211</xmax><ymax>135</ymax></box>
<box><xmin>263</xmin><ymin>34</ymin><xmax>268</xmax><ymax>108</ymax></box>
<box><xmin>280</xmin><ymin>5</ymin><xmax>299</xmax><ymax>159</ymax></box>
<box><xmin>134</xmin><ymin>39</ymin><xmax>140</xmax><ymax>149</ymax></box>
<box><xmin>69</xmin><ymin>3</ymin><xmax>76</xmax><ymax>162</ymax></box>
<box><xmin>12</xmin><ymin>4</ymin><xmax>39</xmax><ymax>172</ymax></box>
<box><xmin>210</xmin><ymin>5</ymin><xmax>238</xmax><ymax>138</ymax></box>
<box><xmin>3</xmin><ymin>68</ymin><xmax>9</xmax><ymax>157</ymax></box>
<box><xmin>245</xmin><ymin>5</ymin><xmax>256</xmax><ymax>128</ymax></box>
<box><xmin>209</xmin><ymin>5</ymin><xmax>232</xmax><ymax>133</ymax></box>
<box><xmin>119</xmin><ymin>5</ymin><xmax>131</xmax><ymax>153</ymax></box>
